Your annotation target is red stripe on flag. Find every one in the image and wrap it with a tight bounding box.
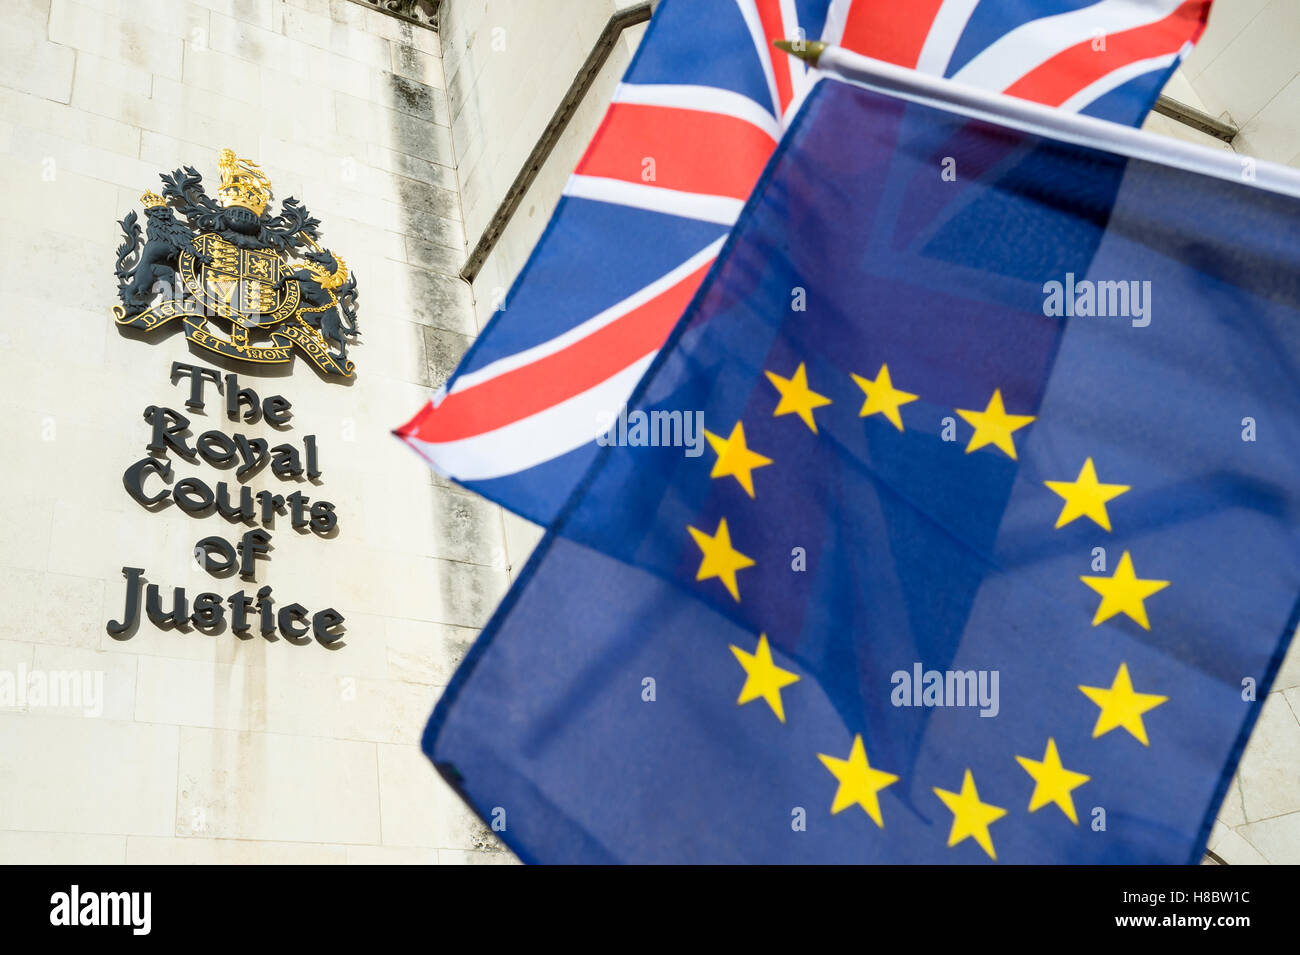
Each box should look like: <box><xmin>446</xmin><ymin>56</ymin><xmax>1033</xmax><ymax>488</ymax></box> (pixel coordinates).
<box><xmin>754</xmin><ymin>0</ymin><xmax>794</xmax><ymax>113</ymax></box>
<box><xmin>1003</xmin><ymin>0</ymin><xmax>1210</xmax><ymax>106</ymax></box>
<box><xmin>839</xmin><ymin>0</ymin><xmax>945</xmax><ymax>68</ymax></box>
<box><xmin>574</xmin><ymin>103</ymin><xmax>777</xmax><ymax>200</ymax></box>
<box><xmin>398</xmin><ymin>261</ymin><xmax>714</xmax><ymax>444</ymax></box>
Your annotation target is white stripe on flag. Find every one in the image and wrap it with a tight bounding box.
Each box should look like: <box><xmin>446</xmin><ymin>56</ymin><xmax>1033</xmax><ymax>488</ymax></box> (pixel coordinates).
<box><xmin>407</xmin><ymin>354</ymin><xmax>658</xmax><ymax>481</ymax></box>
<box><xmin>951</xmin><ymin>0</ymin><xmax>1187</xmax><ymax>93</ymax></box>
<box><xmin>613</xmin><ymin>83</ymin><xmax>782</xmax><ymax>140</ymax></box>
<box><xmin>778</xmin><ymin>0</ymin><xmax>809</xmax><ymax>100</ymax></box>
<box><xmin>821</xmin><ymin>0</ymin><xmax>851</xmax><ymax>45</ymax></box>
<box><xmin>734</xmin><ymin>0</ymin><xmax>783</xmax><ymax>119</ymax></box>
<box><xmin>1058</xmin><ymin>52</ymin><xmax>1179</xmax><ymax>113</ymax></box>
<box><xmin>563</xmin><ymin>175</ymin><xmax>745</xmax><ymax>225</ymax></box>
<box><xmin>916</xmin><ymin>0</ymin><xmax>981</xmax><ymax>76</ymax></box>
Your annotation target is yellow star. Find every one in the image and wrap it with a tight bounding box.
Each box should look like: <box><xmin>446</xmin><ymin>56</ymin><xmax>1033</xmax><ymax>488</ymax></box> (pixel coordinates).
<box><xmin>817</xmin><ymin>735</ymin><xmax>899</xmax><ymax>827</ymax></box>
<box><xmin>1044</xmin><ymin>458</ymin><xmax>1130</xmax><ymax>531</ymax></box>
<box><xmin>765</xmin><ymin>362</ymin><xmax>832</xmax><ymax>433</ymax></box>
<box><xmin>1079</xmin><ymin>662</ymin><xmax>1168</xmax><ymax>746</ymax></box>
<box><xmin>705</xmin><ymin>422</ymin><xmax>772</xmax><ymax>498</ymax></box>
<box><xmin>729</xmin><ymin>634</ymin><xmax>800</xmax><ymax>722</ymax></box>
<box><xmin>1015</xmin><ymin>738</ymin><xmax>1091</xmax><ymax>824</ymax></box>
<box><xmin>1079</xmin><ymin>551</ymin><xmax>1169</xmax><ymax>629</ymax></box>
<box><xmin>687</xmin><ymin>517</ymin><xmax>754</xmax><ymax>602</ymax></box>
<box><xmin>955</xmin><ymin>389</ymin><xmax>1036</xmax><ymax>460</ymax></box>
<box><xmin>851</xmin><ymin>363</ymin><xmax>918</xmax><ymax>431</ymax></box>
<box><xmin>933</xmin><ymin>769</ymin><xmax>1007</xmax><ymax>860</ymax></box>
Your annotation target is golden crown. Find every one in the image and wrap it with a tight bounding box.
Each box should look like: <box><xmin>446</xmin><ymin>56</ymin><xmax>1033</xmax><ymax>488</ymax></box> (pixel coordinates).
<box><xmin>140</xmin><ymin>190</ymin><xmax>167</xmax><ymax>209</ymax></box>
<box><xmin>216</xmin><ymin>147</ymin><xmax>272</xmax><ymax>217</ymax></box>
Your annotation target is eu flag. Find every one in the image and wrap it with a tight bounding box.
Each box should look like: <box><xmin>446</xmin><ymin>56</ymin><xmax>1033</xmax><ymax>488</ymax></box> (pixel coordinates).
<box><xmin>424</xmin><ymin>76</ymin><xmax>1300</xmax><ymax>864</ymax></box>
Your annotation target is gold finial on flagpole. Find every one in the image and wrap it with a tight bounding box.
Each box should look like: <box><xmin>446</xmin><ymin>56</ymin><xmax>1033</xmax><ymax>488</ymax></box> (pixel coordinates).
<box><xmin>773</xmin><ymin>39</ymin><xmax>827</xmax><ymax>65</ymax></box>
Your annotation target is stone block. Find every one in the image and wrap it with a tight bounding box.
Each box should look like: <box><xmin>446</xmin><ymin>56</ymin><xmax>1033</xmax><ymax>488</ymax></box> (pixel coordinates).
<box><xmin>49</xmin><ymin>0</ymin><xmax>186</xmax><ymax>80</ymax></box>
<box><xmin>0</xmin><ymin>830</ymin><xmax>126</xmax><ymax>864</ymax></box>
<box><xmin>438</xmin><ymin>848</ymin><xmax>519</xmax><ymax>864</ymax></box>
<box><xmin>30</xmin><ymin>644</ymin><xmax>138</xmax><ymax>720</ymax></box>
<box><xmin>406</xmin><ymin>234</ymin><xmax>462</xmax><ymax>277</ymax></box>
<box><xmin>71</xmin><ymin>51</ymin><xmax>154</xmax><ymax>99</ymax></box>
<box><xmin>365</xmin><ymin>141</ymin><xmax>457</xmax><ymax>190</ymax></box>
<box><xmin>282</xmin><ymin>3</ymin><xmax>334</xmax><ymax>49</ymax></box>
<box><xmin>384</xmin><ymin>617</ymin><xmax>478</xmax><ymax>686</ymax></box>
<box><xmin>1236</xmin><ymin>690</ymin><xmax>1300</xmax><ymax>821</ymax></box>
<box><xmin>373</xmin><ymin>71</ymin><xmax>448</xmax><ymax>126</ymax></box>
<box><xmin>175</xmin><ymin>725</ymin><xmax>381</xmax><ymax>843</ymax></box>
<box><xmin>427</xmin><ymin>485</ymin><xmax>507</xmax><ymax>568</ymax></box>
<box><xmin>208</xmin><ymin>9</ymin><xmax>292</xmax><ymax>65</ymax></box>
<box><xmin>377</xmin><ymin>740</ymin><xmax>492</xmax><ymax>849</ymax></box>
<box><xmin>420</xmin><ymin>324</ymin><xmax>473</xmax><ymax>389</ymax></box>
<box><xmin>405</xmin><ymin>211</ymin><xmax>465</xmax><ymax>263</ymax></box>
<box><xmin>1193</xmin><ymin>0</ymin><xmax>1300</xmax><ymax>124</ymax></box>
<box><xmin>346</xmin><ymin>844</ymin><xmax>438</xmax><ymax>863</ymax></box>
<box><xmin>391</xmin><ymin>43</ymin><xmax>444</xmax><ymax>89</ymax></box>
<box><xmin>1238</xmin><ymin>809</ymin><xmax>1300</xmax><ymax>864</ymax></box>
<box><xmin>328</xmin><ymin>19</ymin><xmax>393</xmax><ymax>72</ymax></box>
<box><xmin>0</xmin><ymin>34</ymin><xmax>76</xmax><ymax>104</ymax></box>
<box><xmin>181</xmin><ymin>46</ymin><xmax>264</xmax><ymax>105</ymax></box>
<box><xmin>0</xmin><ymin>712</ymin><xmax>178</xmax><ymax>835</ymax></box>
<box><xmin>336</xmin><ymin>91</ymin><xmax>453</xmax><ymax>162</ymax></box>
<box><xmin>126</xmin><ymin>835</ymin><xmax>346</xmax><ymax>863</ymax></box>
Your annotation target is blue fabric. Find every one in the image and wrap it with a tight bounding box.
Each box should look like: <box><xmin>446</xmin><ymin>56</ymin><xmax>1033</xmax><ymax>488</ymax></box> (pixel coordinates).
<box><xmin>425</xmin><ymin>76</ymin><xmax>1300</xmax><ymax>864</ymax></box>
<box><xmin>1079</xmin><ymin>67</ymin><xmax>1176</xmax><ymax>124</ymax></box>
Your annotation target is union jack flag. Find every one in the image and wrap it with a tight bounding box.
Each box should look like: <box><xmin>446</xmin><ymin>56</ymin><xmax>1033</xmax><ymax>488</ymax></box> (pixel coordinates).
<box><xmin>396</xmin><ymin>0</ymin><xmax>1213</xmax><ymax>525</ymax></box>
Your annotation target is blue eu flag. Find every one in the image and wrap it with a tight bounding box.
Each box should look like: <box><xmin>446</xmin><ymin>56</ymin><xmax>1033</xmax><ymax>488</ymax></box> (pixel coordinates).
<box><xmin>424</xmin><ymin>77</ymin><xmax>1300</xmax><ymax>863</ymax></box>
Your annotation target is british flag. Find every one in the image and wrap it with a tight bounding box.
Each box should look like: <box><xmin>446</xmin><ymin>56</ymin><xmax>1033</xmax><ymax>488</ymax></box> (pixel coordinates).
<box><xmin>396</xmin><ymin>0</ymin><xmax>1213</xmax><ymax>525</ymax></box>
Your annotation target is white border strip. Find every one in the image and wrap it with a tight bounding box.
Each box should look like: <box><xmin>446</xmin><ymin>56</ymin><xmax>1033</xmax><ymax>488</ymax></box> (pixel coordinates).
<box><xmin>821</xmin><ymin>0</ymin><xmax>850</xmax><ymax>46</ymax></box>
<box><xmin>406</xmin><ymin>355</ymin><xmax>659</xmax><ymax>481</ymax></box>
<box><xmin>735</xmin><ymin>0</ymin><xmax>783</xmax><ymax>119</ymax></box>
<box><xmin>564</xmin><ymin>175</ymin><xmax>746</xmax><ymax>224</ymax></box>
<box><xmin>817</xmin><ymin>45</ymin><xmax>1300</xmax><ymax>200</ymax></box>
<box><xmin>1058</xmin><ymin>51</ymin><xmax>1178</xmax><ymax>113</ymax></box>
<box><xmin>950</xmin><ymin>0</ymin><xmax>1186</xmax><ymax>92</ymax></box>
<box><xmin>916</xmin><ymin>0</ymin><xmax>981</xmax><ymax>76</ymax></box>
<box><xmin>613</xmin><ymin>83</ymin><xmax>782</xmax><ymax>140</ymax></box>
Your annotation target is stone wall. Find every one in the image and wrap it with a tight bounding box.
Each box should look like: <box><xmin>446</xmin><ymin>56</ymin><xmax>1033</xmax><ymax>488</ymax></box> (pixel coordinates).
<box><xmin>0</xmin><ymin>0</ymin><xmax>511</xmax><ymax>863</ymax></box>
<box><xmin>1180</xmin><ymin>0</ymin><xmax>1300</xmax><ymax>164</ymax></box>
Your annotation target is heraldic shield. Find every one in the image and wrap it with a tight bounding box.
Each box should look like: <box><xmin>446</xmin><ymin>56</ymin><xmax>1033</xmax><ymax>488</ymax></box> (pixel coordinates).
<box><xmin>112</xmin><ymin>148</ymin><xmax>359</xmax><ymax>378</ymax></box>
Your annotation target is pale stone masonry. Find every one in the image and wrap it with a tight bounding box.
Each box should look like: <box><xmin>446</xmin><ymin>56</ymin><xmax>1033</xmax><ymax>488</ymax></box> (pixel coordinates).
<box><xmin>0</xmin><ymin>0</ymin><xmax>511</xmax><ymax>864</ymax></box>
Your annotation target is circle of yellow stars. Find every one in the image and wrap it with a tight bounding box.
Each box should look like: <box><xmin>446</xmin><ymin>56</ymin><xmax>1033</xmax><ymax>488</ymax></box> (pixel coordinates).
<box><xmin>681</xmin><ymin>358</ymin><xmax>1171</xmax><ymax>861</ymax></box>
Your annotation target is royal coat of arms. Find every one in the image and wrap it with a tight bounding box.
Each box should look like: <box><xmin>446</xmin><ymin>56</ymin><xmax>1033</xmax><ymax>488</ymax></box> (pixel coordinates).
<box><xmin>113</xmin><ymin>148</ymin><xmax>359</xmax><ymax>378</ymax></box>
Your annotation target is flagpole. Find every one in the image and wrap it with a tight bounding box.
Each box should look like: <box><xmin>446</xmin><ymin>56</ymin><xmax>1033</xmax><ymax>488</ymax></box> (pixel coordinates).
<box><xmin>774</xmin><ymin>40</ymin><xmax>1300</xmax><ymax>201</ymax></box>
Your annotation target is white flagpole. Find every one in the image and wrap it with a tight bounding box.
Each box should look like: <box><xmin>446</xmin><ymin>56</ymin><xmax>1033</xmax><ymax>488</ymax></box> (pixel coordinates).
<box><xmin>775</xmin><ymin>40</ymin><xmax>1300</xmax><ymax>201</ymax></box>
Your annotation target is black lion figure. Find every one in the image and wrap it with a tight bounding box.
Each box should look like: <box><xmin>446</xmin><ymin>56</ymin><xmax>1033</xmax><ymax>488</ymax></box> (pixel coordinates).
<box><xmin>115</xmin><ymin>205</ymin><xmax>211</xmax><ymax>315</ymax></box>
<box><xmin>275</xmin><ymin>248</ymin><xmax>359</xmax><ymax>362</ymax></box>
